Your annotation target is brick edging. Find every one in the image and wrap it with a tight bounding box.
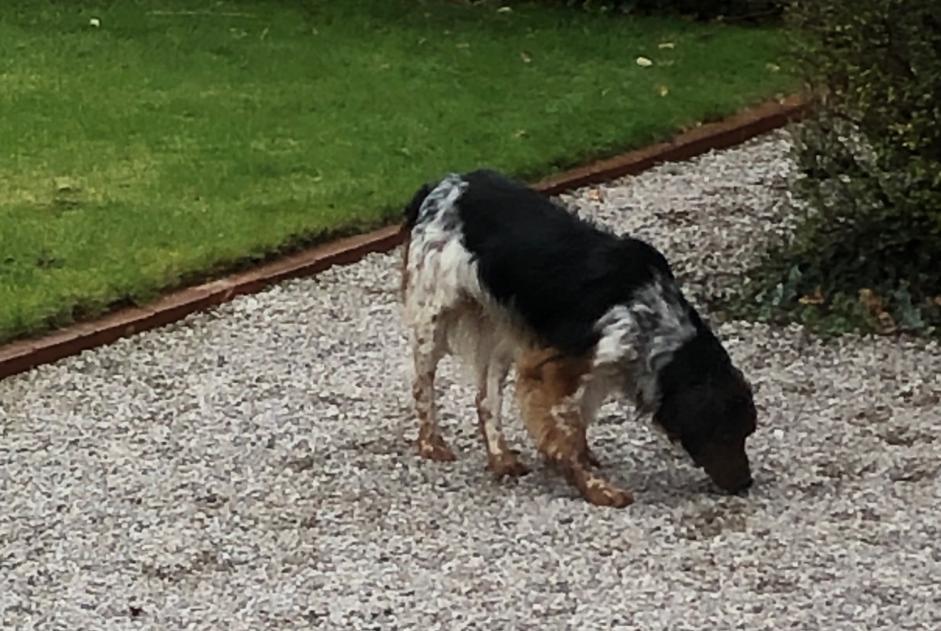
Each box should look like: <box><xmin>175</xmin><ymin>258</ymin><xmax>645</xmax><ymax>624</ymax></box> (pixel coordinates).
<box><xmin>533</xmin><ymin>94</ymin><xmax>807</xmax><ymax>194</ymax></box>
<box><xmin>0</xmin><ymin>95</ymin><xmax>807</xmax><ymax>381</ymax></box>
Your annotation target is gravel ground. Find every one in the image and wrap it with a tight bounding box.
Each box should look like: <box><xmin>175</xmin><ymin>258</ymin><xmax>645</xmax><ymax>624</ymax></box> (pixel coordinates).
<box><xmin>2</xmin><ymin>131</ymin><xmax>940</xmax><ymax>630</ymax></box>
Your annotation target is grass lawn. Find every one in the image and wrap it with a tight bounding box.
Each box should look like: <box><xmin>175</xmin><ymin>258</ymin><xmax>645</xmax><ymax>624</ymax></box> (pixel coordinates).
<box><xmin>0</xmin><ymin>0</ymin><xmax>796</xmax><ymax>343</ymax></box>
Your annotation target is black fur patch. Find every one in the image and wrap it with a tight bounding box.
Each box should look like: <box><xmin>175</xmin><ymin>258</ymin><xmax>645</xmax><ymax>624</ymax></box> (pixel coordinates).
<box><xmin>455</xmin><ymin>169</ymin><xmax>674</xmax><ymax>357</ymax></box>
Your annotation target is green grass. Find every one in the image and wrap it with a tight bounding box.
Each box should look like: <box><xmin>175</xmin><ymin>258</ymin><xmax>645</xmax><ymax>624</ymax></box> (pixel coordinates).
<box><xmin>0</xmin><ymin>0</ymin><xmax>796</xmax><ymax>343</ymax></box>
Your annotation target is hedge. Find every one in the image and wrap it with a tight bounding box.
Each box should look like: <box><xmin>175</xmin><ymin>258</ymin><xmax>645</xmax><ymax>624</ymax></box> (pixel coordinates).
<box><xmin>744</xmin><ymin>0</ymin><xmax>941</xmax><ymax>335</ymax></box>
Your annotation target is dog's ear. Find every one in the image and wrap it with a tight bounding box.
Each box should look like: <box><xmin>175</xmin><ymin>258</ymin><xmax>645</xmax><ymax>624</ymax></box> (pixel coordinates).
<box><xmin>654</xmin><ymin>384</ymin><xmax>716</xmax><ymax>454</ymax></box>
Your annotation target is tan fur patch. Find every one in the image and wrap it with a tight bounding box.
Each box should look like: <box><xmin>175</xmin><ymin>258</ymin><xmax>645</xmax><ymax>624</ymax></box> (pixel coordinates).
<box><xmin>516</xmin><ymin>347</ymin><xmax>633</xmax><ymax>508</ymax></box>
<box><xmin>475</xmin><ymin>392</ymin><xmax>528</xmax><ymax>477</ymax></box>
<box><xmin>417</xmin><ymin>423</ymin><xmax>456</xmax><ymax>462</ymax></box>
<box><xmin>516</xmin><ymin>348</ymin><xmax>591</xmax><ymax>459</ymax></box>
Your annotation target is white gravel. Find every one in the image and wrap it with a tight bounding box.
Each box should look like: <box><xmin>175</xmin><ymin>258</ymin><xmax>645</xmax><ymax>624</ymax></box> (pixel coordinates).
<box><xmin>2</xmin><ymin>131</ymin><xmax>939</xmax><ymax>630</ymax></box>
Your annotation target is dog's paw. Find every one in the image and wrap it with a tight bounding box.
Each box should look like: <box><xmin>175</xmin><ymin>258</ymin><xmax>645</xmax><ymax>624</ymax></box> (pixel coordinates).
<box><xmin>416</xmin><ymin>435</ymin><xmax>457</xmax><ymax>462</ymax></box>
<box><xmin>588</xmin><ymin>485</ymin><xmax>634</xmax><ymax>508</ymax></box>
<box><xmin>488</xmin><ymin>450</ymin><xmax>530</xmax><ymax>478</ymax></box>
<box><xmin>575</xmin><ymin>472</ymin><xmax>634</xmax><ymax>508</ymax></box>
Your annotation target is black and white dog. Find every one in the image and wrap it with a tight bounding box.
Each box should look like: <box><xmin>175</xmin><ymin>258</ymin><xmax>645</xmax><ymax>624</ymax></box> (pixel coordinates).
<box><xmin>400</xmin><ymin>169</ymin><xmax>757</xmax><ymax>507</ymax></box>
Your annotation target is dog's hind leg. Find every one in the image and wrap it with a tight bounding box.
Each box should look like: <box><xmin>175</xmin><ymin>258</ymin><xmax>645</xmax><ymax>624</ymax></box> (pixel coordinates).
<box><xmin>516</xmin><ymin>348</ymin><xmax>633</xmax><ymax>508</ymax></box>
<box><xmin>409</xmin><ymin>314</ymin><xmax>456</xmax><ymax>462</ymax></box>
<box><xmin>475</xmin><ymin>355</ymin><xmax>529</xmax><ymax>478</ymax></box>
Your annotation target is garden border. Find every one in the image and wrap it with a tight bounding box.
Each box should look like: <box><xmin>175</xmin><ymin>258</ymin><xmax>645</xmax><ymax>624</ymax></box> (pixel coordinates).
<box><xmin>0</xmin><ymin>95</ymin><xmax>806</xmax><ymax>380</ymax></box>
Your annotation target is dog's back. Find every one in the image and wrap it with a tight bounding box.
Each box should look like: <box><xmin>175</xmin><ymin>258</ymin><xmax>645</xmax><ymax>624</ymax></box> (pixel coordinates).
<box><xmin>403</xmin><ymin>169</ymin><xmax>678</xmax><ymax>355</ymax></box>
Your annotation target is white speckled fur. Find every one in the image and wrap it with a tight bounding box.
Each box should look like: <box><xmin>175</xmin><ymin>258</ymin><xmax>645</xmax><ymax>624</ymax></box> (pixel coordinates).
<box><xmin>403</xmin><ymin>175</ymin><xmax>516</xmax><ymax>383</ymax></box>
<box><xmin>403</xmin><ymin>175</ymin><xmax>523</xmax><ymax>464</ymax></box>
<box><xmin>593</xmin><ymin>278</ymin><xmax>697</xmax><ymax>412</ymax></box>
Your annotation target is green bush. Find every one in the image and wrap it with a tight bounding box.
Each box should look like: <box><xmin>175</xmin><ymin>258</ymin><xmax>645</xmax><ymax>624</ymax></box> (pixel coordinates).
<box><xmin>742</xmin><ymin>0</ymin><xmax>941</xmax><ymax>335</ymax></box>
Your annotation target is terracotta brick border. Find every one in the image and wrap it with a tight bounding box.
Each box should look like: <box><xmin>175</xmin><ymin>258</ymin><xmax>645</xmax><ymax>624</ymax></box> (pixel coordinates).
<box><xmin>0</xmin><ymin>95</ymin><xmax>806</xmax><ymax>381</ymax></box>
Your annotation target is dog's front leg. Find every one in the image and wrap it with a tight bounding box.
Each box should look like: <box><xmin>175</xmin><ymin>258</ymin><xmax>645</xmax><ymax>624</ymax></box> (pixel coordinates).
<box><xmin>540</xmin><ymin>396</ymin><xmax>633</xmax><ymax>508</ymax></box>
<box><xmin>516</xmin><ymin>349</ymin><xmax>633</xmax><ymax>508</ymax></box>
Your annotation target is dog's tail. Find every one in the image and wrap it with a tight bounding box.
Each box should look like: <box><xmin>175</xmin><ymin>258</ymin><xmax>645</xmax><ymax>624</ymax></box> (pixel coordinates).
<box><xmin>401</xmin><ymin>181</ymin><xmax>434</xmax><ymax>235</ymax></box>
<box><xmin>400</xmin><ymin>181</ymin><xmax>434</xmax><ymax>299</ymax></box>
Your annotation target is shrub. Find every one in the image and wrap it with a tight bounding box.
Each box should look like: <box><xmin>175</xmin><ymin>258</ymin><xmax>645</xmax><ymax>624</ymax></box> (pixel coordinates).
<box><xmin>740</xmin><ymin>0</ymin><xmax>941</xmax><ymax>335</ymax></box>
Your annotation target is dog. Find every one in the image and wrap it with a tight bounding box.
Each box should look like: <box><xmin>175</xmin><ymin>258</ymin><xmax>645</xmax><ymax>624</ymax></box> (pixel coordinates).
<box><xmin>399</xmin><ymin>169</ymin><xmax>757</xmax><ymax>507</ymax></box>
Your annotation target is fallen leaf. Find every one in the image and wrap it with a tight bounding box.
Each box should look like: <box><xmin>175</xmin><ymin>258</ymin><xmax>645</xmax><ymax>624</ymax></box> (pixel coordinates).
<box><xmin>513</xmin><ymin>129</ymin><xmax>528</xmax><ymax>139</ymax></box>
<box><xmin>658</xmin><ymin>42</ymin><xmax>675</xmax><ymax>49</ymax></box>
<box><xmin>497</xmin><ymin>6</ymin><xmax>512</xmax><ymax>13</ymax></box>
<box><xmin>766</xmin><ymin>62</ymin><xmax>781</xmax><ymax>72</ymax></box>
<box><xmin>859</xmin><ymin>288</ymin><xmax>897</xmax><ymax>333</ymax></box>
<box><xmin>456</xmin><ymin>42</ymin><xmax>470</xmax><ymax>49</ymax></box>
<box><xmin>657</xmin><ymin>84</ymin><xmax>669</xmax><ymax>97</ymax></box>
<box><xmin>858</xmin><ymin>288</ymin><xmax>883</xmax><ymax>313</ymax></box>
<box><xmin>636</xmin><ymin>56</ymin><xmax>653</xmax><ymax>67</ymax></box>
<box><xmin>54</xmin><ymin>177</ymin><xmax>80</xmax><ymax>193</ymax></box>
<box><xmin>798</xmin><ymin>287</ymin><xmax>825</xmax><ymax>305</ymax></box>
<box><xmin>877</xmin><ymin>311</ymin><xmax>897</xmax><ymax>334</ymax></box>
<box><xmin>520</xmin><ymin>51</ymin><xmax>532</xmax><ymax>63</ymax></box>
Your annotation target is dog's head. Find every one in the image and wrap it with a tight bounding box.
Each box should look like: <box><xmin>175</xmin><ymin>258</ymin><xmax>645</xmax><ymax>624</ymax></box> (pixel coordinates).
<box><xmin>653</xmin><ymin>334</ymin><xmax>757</xmax><ymax>494</ymax></box>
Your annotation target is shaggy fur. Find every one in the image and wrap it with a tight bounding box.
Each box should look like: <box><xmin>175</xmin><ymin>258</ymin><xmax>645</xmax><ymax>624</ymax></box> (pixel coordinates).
<box><xmin>400</xmin><ymin>169</ymin><xmax>757</xmax><ymax>507</ymax></box>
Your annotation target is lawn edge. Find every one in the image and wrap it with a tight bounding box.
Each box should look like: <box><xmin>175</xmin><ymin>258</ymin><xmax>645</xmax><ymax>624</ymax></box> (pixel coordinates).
<box><xmin>0</xmin><ymin>94</ymin><xmax>807</xmax><ymax>381</ymax></box>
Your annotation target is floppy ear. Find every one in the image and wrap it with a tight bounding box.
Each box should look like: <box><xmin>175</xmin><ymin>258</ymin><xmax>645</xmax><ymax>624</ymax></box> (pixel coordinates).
<box><xmin>654</xmin><ymin>384</ymin><xmax>716</xmax><ymax>448</ymax></box>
